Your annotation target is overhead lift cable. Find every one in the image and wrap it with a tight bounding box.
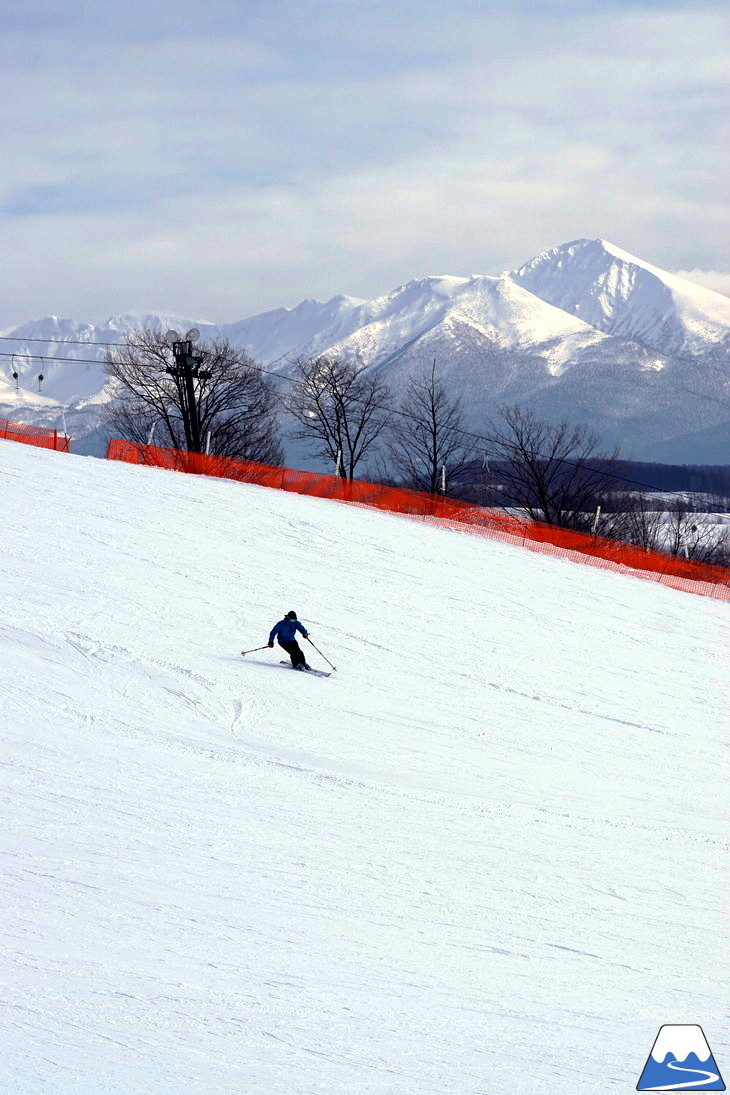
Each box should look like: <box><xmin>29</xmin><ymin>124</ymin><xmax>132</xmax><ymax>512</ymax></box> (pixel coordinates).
<box><xmin>1</xmin><ymin>350</ymin><xmax>727</xmax><ymax>499</ymax></box>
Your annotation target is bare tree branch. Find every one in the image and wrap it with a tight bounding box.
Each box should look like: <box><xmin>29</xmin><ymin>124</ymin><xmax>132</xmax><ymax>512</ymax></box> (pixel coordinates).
<box><xmin>483</xmin><ymin>405</ymin><xmax>622</xmax><ymax>529</ymax></box>
<box><xmin>603</xmin><ymin>490</ymin><xmax>730</xmax><ymax>564</ymax></box>
<box><xmin>282</xmin><ymin>355</ymin><xmax>392</xmax><ymax>478</ymax></box>
<box><xmin>104</xmin><ymin>329</ymin><xmax>283</xmax><ymax>464</ymax></box>
<box><xmin>384</xmin><ymin>361</ymin><xmax>479</xmax><ymax>494</ymax></box>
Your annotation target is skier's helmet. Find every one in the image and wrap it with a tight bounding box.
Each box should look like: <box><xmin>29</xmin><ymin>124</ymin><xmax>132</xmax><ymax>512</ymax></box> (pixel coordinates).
<box><xmin>286</xmin><ymin>610</ymin><xmax>297</xmax><ymax>620</ymax></box>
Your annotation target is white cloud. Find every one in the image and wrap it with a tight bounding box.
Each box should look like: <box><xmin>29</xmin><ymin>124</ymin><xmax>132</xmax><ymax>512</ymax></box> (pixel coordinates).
<box><xmin>674</xmin><ymin>269</ymin><xmax>730</xmax><ymax>297</ymax></box>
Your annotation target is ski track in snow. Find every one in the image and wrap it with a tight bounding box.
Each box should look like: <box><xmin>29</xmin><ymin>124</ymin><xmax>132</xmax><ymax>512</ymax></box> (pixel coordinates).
<box><xmin>1</xmin><ymin>441</ymin><xmax>728</xmax><ymax>1095</ymax></box>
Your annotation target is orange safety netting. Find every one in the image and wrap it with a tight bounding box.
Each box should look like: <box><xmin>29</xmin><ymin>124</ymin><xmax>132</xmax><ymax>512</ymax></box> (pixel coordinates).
<box><xmin>0</xmin><ymin>418</ymin><xmax>71</xmax><ymax>452</ymax></box>
<box><xmin>106</xmin><ymin>439</ymin><xmax>730</xmax><ymax>602</ymax></box>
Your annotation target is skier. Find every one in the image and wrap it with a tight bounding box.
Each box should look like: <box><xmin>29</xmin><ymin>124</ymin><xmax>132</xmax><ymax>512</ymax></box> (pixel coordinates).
<box><xmin>268</xmin><ymin>610</ymin><xmax>311</xmax><ymax>671</ymax></box>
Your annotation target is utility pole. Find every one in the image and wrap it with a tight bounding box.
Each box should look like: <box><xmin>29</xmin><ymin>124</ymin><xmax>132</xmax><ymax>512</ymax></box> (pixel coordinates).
<box><xmin>592</xmin><ymin>504</ymin><xmax>602</xmax><ymax>534</ymax></box>
<box><xmin>163</xmin><ymin>329</ymin><xmax>211</xmax><ymax>453</ymax></box>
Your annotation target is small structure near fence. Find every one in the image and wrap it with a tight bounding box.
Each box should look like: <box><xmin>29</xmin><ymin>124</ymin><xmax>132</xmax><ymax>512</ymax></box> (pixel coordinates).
<box><xmin>0</xmin><ymin>418</ymin><xmax>71</xmax><ymax>452</ymax></box>
<box><xmin>106</xmin><ymin>439</ymin><xmax>730</xmax><ymax>602</ymax></box>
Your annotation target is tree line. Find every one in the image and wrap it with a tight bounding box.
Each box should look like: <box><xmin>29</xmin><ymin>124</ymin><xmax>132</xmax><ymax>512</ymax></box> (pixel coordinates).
<box><xmin>105</xmin><ymin>331</ymin><xmax>730</xmax><ymax>566</ymax></box>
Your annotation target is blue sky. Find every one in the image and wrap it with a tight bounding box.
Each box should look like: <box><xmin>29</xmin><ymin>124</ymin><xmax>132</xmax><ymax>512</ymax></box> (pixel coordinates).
<box><xmin>0</xmin><ymin>0</ymin><xmax>728</xmax><ymax>325</ymax></box>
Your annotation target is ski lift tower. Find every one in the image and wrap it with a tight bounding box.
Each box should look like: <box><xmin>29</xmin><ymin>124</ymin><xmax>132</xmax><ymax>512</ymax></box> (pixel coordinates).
<box><xmin>163</xmin><ymin>328</ymin><xmax>211</xmax><ymax>453</ymax></box>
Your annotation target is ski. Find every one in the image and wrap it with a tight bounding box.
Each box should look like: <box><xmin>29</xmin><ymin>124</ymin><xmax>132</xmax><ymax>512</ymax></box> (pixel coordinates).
<box><xmin>239</xmin><ymin>652</ymin><xmax>331</xmax><ymax>677</ymax></box>
<box><xmin>279</xmin><ymin>661</ymin><xmax>331</xmax><ymax>678</ymax></box>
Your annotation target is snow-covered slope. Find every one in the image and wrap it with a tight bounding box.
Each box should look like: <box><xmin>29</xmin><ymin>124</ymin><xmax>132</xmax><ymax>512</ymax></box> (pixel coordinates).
<box><xmin>2</xmin><ymin>440</ymin><xmax>728</xmax><ymax>1094</ymax></box>
<box><xmin>0</xmin><ymin>316</ymin><xmax>105</xmax><ymax>406</ymax></box>
<box><xmin>510</xmin><ymin>238</ymin><xmax>730</xmax><ymax>355</ymax></box>
<box><xmin>219</xmin><ymin>294</ymin><xmax>365</xmax><ymax>366</ymax></box>
<box><xmin>320</xmin><ymin>273</ymin><xmax>606</xmax><ymax>373</ymax></box>
<box><xmin>0</xmin><ymin>312</ymin><xmax>215</xmax><ymax>407</ymax></box>
<box><xmin>0</xmin><ymin>313</ymin><xmax>218</xmax><ymax>452</ymax></box>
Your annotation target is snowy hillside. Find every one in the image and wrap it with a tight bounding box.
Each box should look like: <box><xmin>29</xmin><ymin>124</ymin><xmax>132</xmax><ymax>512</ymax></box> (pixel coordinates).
<box><xmin>0</xmin><ymin>312</ymin><xmax>215</xmax><ymax>406</ymax></box>
<box><xmin>2</xmin><ymin>440</ymin><xmax>728</xmax><ymax>1094</ymax></box>
<box><xmin>510</xmin><ymin>238</ymin><xmax>730</xmax><ymax>355</ymax></box>
<box><xmin>318</xmin><ymin>273</ymin><xmax>606</xmax><ymax>370</ymax></box>
<box><xmin>221</xmin><ymin>294</ymin><xmax>366</xmax><ymax>367</ymax></box>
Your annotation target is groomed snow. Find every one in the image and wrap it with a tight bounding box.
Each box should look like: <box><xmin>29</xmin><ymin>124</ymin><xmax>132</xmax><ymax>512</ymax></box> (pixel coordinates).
<box><xmin>2</xmin><ymin>441</ymin><xmax>728</xmax><ymax>1094</ymax></box>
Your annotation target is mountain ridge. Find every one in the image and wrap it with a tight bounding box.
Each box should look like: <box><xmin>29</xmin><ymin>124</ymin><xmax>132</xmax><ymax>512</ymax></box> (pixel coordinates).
<box><xmin>1</xmin><ymin>239</ymin><xmax>728</xmax><ymax>463</ymax></box>
<box><xmin>511</xmin><ymin>238</ymin><xmax>730</xmax><ymax>354</ymax></box>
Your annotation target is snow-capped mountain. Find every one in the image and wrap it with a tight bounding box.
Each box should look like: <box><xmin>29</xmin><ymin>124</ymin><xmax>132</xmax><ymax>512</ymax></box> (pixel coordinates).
<box><xmin>313</xmin><ymin>273</ymin><xmax>607</xmax><ymax>370</ymax></box>
<box><xmin>1</xmin><ymin>240</ymin><xmax>728</xmax><ymax>462</ymax></box>
<box><xmin>0</xmin><ymin>312</ymin><xmax>218</xmax><ymax>407</ymax></box>
<box><xmin>221</xmin><ymin>295</ymin><xmax>365</xmax><ymax>366</ymax></box>
<box><xmin>510</xmin><ymin>238</ymin><xmax>730</xmax><ymax>356</ymax></box>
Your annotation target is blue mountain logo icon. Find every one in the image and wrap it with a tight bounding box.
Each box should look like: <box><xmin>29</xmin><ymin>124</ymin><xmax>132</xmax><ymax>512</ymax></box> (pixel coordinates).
<box><xmin>637</xmin><ymin>1025</ymin><xmax>725</xmax><ymax>1090</ymax></box>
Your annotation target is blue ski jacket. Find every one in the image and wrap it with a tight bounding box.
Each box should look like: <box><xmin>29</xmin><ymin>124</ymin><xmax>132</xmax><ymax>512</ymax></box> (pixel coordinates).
<box><xmin>269</xmin><ymin>618</ymin><xmax>308</xmax><ymax>644</ymax></box>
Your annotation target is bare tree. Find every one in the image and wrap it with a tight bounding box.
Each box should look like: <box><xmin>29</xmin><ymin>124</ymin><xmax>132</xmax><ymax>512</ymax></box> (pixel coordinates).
<box><xmin>282</xmin><ymin>355</ymin><xmax>392</xmax><ymax>479</ymax></box>
<box><xmin>105</xmin><ymin>329</ymin><xmax>283</xmax><ymax>464</ymax></box>
<box><xmin>604</xmin><ymin>491</ymin><xmax>664</xmax><ymax>549</ymax></box>
<box><xmin>383</xmin><ymin>361</ymin><xmax>479</xmax><ymax>494</ymax></box>
<box><xmin>484</xmin><ymin>405</ymin><xmax>622</xmax><ymax>529</ymax></box>
<box><xmin>662</xmin><ymin>494</ymin><xmax>730</xmax><ymax>564</ymax></box>
<box><xmin>606</xmin><ymin>490</ymin><xmax>730</xmax><ymax>564</ymax></box>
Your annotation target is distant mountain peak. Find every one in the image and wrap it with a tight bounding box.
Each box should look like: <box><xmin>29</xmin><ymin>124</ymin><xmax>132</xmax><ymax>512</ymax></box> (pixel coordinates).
<box><xmin>100</xmin><ymin>312</ymin><xmax>215</xmax><ymax>333</ymax></box>
<box><xmin>3</xmin><ymin>237</ymin><xmax>728</xmax><ymax>464</ymax></box>
<box><xmin>510</xmin><ymin>237</ymin><xmax>730</xmax><ymax>353</ymax></box>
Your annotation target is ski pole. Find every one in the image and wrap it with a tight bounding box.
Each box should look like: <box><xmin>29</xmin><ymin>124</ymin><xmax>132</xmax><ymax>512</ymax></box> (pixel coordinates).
<box><xmin>241</xmin><ymin>644</ymin><xmax>271</xmax><ymax>656</ymax></box>
<box><xmin>306</xmin><ymin>636</ymin><xmax>336</xmax><ymax>671</ymax></box>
